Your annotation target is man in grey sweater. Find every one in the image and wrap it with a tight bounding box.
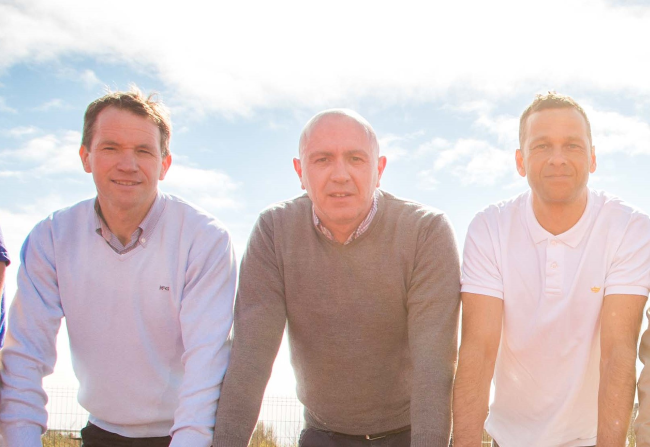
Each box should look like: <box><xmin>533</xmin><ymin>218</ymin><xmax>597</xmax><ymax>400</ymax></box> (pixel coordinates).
<box><xmin>213</xmin><ymin>109</ymin><xmax>460</xmax><ymax>447</ymax></box>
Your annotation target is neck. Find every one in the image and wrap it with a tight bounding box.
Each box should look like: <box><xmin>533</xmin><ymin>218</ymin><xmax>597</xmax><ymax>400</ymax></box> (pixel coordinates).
<box><xmin>531</xmin><ymin>189</ymin><xmax>588</xmax><ymax>236</ymax></box>
<box><xmin>97</xmin><ymin>197</ymin><xmax>155</xmax><ymax>245</ymax></box>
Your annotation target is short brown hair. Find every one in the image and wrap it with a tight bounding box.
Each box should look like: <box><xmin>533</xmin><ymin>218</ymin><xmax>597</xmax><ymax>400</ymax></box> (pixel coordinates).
<box><xmin>519</xmin><ymin>92</ymin><xmax>592</xmax><ymax>149</ymax></box>
<box><xmin>82</xmin><ymin>86</ymin><xmax>172</xmax><ymax>158</ymax></box>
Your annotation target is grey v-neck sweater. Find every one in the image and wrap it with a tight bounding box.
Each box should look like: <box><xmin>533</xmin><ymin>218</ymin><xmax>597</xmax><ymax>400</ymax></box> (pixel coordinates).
<box><xmin>214</xmin><ymin>190</ymin><xmax>460</xmax><ymax>447</ymax></box>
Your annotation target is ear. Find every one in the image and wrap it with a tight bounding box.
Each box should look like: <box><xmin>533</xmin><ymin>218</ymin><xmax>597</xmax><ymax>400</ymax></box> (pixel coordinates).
<box><xmin>159</xmin><ymin>154</ymin><xmax>172</xmax><ymax>181</ymax></box>
<box><xmin>515</xmin><ymin>149</ymin><xmax>526</xmax><ymax>178</ymax></box>
<box><xmin>293</xmin><ymin>158</ymin><xmax>305</xmax><ymax>190</ymax></box>
<box><xmin>376</xmin><ymin>156</ymin><xmax>387</xmax><ymax>187</ymax></box>
<box><xmin>589</xmin><ymin>146</ymin><xmax>597</xmax><ymax>174</ymax></box>
<box><xmin>80</xmin><ymin>145</ymin><xmax>92</xmax><ymax>173</ymax></box>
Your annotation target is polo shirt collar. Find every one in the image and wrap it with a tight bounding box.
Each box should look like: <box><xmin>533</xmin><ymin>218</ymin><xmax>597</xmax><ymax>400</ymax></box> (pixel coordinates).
<box><xmin>525</xmin><ymin>189</ymin><xmax>593</xmax><ymax>248</ymax></box>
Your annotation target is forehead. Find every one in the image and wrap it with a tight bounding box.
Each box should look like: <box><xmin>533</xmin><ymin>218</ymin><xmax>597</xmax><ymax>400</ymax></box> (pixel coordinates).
<box><xmin>92</xmin><ymin>107</ymin><xmax>161</xmax><ymax>145</ymax></box>
<box><xmin>524</xmin><ymin>108</ymin><xmax>589</xmax><ymax>142</ymax></box>
<box><xmin>303</xmin><ymin>115</ymin><xmax>373</xmax><ymax>154</ymax></box>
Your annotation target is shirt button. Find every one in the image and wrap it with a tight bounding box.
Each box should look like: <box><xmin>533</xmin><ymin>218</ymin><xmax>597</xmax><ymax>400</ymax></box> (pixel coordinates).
<box><xmin>551</xmin><ymin>262</ymin><xmax>558</xmax><ymax>269</ymax></box>
<box><xmin>551</xmin><ymin>240</ymin><xmax>557</xmax><ymax>246</ymax></box>
<box><xmin>140</xmin><ymin>237</ymin><xmax>146</xmax><ymax>243</ymax></box>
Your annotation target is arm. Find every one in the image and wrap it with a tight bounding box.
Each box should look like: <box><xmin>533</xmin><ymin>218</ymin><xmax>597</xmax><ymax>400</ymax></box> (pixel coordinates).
<box><xmin>452</xmin><ymin>293</ymin><xmax>502</xmax><ymax>447</ymax></box>
<box><xmin>597</xmin><ymin>294</ymin><xmax>646</xmax><ymax>446</ymax></box>
<box><xmin>636</xmin><ymin>310</ymin><xmax>650</xmax><ymax>446</ymax></box>
<box><xmin>0</xmin><ymin>261</ymin><xmax>5</xmax><ymax>295</ymax></box>
<box><xmin>169</xmin><ymin>223</ymin><xmax>238</xmax><ymax>447</ymax></box>
<box><xmin>213</xmin><ymin>214</ymin><xmax>288</xmax><ymax>447</ymax></box>
<box><xmin>407</xmin><ymin>214</ymin><xmax>461</xmax><ymax>447</ymax></box>
<box><xmin>0</xmin><ymin>222</ymin><xmax>64</xmax><ymax>447</ymax></box>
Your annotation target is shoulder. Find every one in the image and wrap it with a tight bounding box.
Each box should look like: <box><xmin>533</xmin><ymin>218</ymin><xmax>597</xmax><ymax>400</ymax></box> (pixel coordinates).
<box><xmin>259</xmin><ymin>194</ymin><xmax>311</xmax><ymax>218</ymax></box>
<box><xmin>31</xmin><ymin>198</ymin><xmax>95</xmax><ymax>237</ymax></box>
<box><xmin>468</xmin><ymin>190</ymin><xmax>529</xmax><ymax>231</ymax></box>
<box><xmin>255</xmin><ymin>194</ymin><xmax>312</xmax><ymax>228</ymax></box>
<box><xmin>378</xmin><ymin>190</ymin><xmax>457</xmax><ymax>244</ymax></box>
<box><xmin>591</xmin><ymin>189</ymin><xmax>650</xmax><ymax>232</ymax></box>
<box><xmin>162</xmin><ymin>193</ymin><xmax>232</xmax><ymax>237</ymax></box>
<box><xmin>380</xmin><ymin>190</ymin><xmax>446</xmax><ymax>220</ymax></box>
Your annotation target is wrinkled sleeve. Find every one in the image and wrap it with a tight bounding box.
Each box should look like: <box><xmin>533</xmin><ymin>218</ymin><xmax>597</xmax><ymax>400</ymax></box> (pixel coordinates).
<box><xmin>407</xmin><ymin>213</ymin><xmax>461</xmax><ymax>447</ymax></box>
<box><xmin>170</xmin><ymin>221</ymin><xmax>237</xmax><ymax>447</ymax></box>
<box><xmin>0</xmin><ymin>221</ymin><xmax>64</xmax><ymax>447</ymax></box>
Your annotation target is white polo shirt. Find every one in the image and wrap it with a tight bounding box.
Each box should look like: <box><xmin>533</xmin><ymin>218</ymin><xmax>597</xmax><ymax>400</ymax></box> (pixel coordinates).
<box><xmin>461</xmin><ymin>189</ymin><xmax>650</xmax><ymax>447</ymax></box>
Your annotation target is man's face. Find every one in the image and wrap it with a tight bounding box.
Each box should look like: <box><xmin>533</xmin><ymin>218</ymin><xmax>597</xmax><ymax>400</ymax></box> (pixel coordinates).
<box><xmin>516</xmin><ymin>107</ymin><xmax>596</xmax><ymax>206</ymax></box>
<box><xmin>293</xmin><ymin>115</ymin><xmax>387</xmax><ymax>236</ymax></box>
<box><xmin>79</xmin><ymin>107</ymin><xmax>171</xmax><ymax>216</ymax></box>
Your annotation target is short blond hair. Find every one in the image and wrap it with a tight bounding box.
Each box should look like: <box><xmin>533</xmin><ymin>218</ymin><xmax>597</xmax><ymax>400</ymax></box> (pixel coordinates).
<box><xmin>519</xmin><ymin>92</ymin><xmax>592</xmax><ymax>149</ymax></box>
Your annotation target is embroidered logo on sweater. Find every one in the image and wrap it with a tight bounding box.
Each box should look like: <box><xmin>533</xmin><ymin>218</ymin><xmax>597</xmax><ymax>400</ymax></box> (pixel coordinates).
<box><xmin>159</xmin><ymin>285</ymin><xmax>170</xmax><ymax>291</ymax></box>
<box><xmin>591</xmin><ymin>286</ymin><xmax>601</xmax><ymax>293</ymax></box>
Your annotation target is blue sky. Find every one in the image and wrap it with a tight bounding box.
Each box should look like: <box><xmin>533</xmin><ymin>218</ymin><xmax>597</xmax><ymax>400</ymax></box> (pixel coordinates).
<box><xmin>3</xmin><ymin>0</ymin><xmax>650</xmax><ymax>396</ymax></box>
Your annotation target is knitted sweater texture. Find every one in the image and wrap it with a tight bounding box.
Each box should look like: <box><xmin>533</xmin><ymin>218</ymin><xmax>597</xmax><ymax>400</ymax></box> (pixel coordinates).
<box><xmin>213</xmin><ymin>190</ymin><xmax>460</xmax><ymax>447</ymax></box>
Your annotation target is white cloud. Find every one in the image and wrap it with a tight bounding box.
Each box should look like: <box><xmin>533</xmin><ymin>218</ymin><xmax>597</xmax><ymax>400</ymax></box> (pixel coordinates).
<box><xmin>417</xmin><ymin>138</ymin><xmax>514</xmax><ymax>187</ymax></box>
<box><xmin>588</xmin><ymin>108</ymin><xmax>650</xmax><ymax>156</ymax></box>
<box><xmin>378</xmin><ymin>131</ymin><xmax>424</xmax><ymax>161</ymax></box>
<box><xmin>416</xmin><ymin>170</ymin><xmax>439</xmax><ymax>190</ymax></box>
<box><xmin>163</xmin><ymin>164</ymin><xmax>241</xmax><ymax>212</ymax></box>
<box><xmin>0</xmin><ymin>97</ymin><xmax>16</xmax><ymax>114</ymax></box>
<box><xmin>3</xmin><ymin>126</ymin><xmax>39</xmax><ymax>138</ymax></box>
<box><xmin>2</xmin><ymin>0</ymin><xmax>650</xmax><ymax>115</ymax></box>
<box><xmin>0</xmin><ymin>131</ymin><xmax>82</xmax><ymax>176</ymax></box>
<box><xmin>32</xmin><ymin>98</ymin><xmax>67</xmax><ymax>112</ymax></box>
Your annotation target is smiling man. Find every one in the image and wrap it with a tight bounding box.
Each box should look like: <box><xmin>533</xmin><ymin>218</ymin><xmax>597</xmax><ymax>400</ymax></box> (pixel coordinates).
<box><xmin>0</xmin><ymin>88</ymin><xmax>237</xmax><ymax>447</ymax></box>
<box><xmin>453</xmin><ymin>92</ymin><xmax>650</xmax><ymax>447</ymax></box>
<box><xmin>213</xmin><ymin>109</ymin><xmax>460</xmax><ymax>447</ymax></box>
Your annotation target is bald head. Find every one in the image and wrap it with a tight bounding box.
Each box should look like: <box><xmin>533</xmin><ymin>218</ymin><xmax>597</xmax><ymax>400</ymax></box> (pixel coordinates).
<box><xmin>298</xmin><ymin>109</ymin><xmax>379</xmax><ymax>158</ymax></box>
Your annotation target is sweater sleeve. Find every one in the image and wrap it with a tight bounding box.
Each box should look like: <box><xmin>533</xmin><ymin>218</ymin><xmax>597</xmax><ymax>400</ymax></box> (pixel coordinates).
<box><xmin>169</xmin><ymin>221</ymin><xmax>237</xmax><ymax>447</ymax></box>
<box><xmin>407</xmin><ymin>213</ymin><xmax>460</xmax><ymax>447</ymax></box>
<box><xmin>0</xmin><ymin>221</ymin><xmax>64</xmax><ymax>447</ymax></box>
<box><xmin>213</xmin><ymin>213</ymin><xmax>287</xmax><ymax>447</ymax></box>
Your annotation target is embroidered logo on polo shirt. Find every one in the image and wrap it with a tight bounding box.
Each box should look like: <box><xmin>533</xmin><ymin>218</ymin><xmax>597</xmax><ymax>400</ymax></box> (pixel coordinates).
<box><xmin>591</xmin><ymin>286</ymin><xmax>601</xmax><ymax>293</ymax></box>
<box><xmin>159</xmin><ymin>285</ymin><xmax>170</xmax><ymax>291</ymax></box>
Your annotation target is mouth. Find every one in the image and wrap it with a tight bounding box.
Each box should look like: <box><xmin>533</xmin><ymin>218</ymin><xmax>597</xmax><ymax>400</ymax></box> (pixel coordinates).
<box><xmin>329</xmin><ymin>193</ymin><xmax>353</xmax><ymax>198</ymax></box>
<box><xmin>112</xmin><ymin>180</ymin><xmax>140</xmax><ymax>186</ymax></box>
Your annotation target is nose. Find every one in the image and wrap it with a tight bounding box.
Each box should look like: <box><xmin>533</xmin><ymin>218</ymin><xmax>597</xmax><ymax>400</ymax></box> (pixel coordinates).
<box><xmin>330</xmin><ymin>159</ymin><xmax>351</xmax><ymax>182</ymax></box>
<box><xmin>116</xmin><ymin>150</ymin><xmax>138</xmax><ymax>172</ymax></box>
<box><xmin>548</xmin><ymin>146</ymin><xmax>567</xmax><ymax>166</ymax></box>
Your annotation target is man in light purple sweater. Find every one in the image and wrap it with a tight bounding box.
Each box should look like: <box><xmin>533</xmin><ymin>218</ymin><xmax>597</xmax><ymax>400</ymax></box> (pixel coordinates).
<box><xmin>213</xmin><ymin>109</ymin><xmax>460</xmax><ymax>447</ymax></box>
<box><xmin>0</xmin><ymin>88</ymin><xmax>237</xmax><ymax>447</ymax></box>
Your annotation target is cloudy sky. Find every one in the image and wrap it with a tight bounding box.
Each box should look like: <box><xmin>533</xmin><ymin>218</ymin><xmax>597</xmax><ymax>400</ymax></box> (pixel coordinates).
<box><xmin>3</xmin><ymin>0</ymin><xmax>650</xmax><ymax>400</ymax></box>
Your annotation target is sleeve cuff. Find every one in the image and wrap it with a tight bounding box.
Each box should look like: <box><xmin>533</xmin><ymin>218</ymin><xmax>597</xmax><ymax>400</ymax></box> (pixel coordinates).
<box><xmin>0</xmin><ymin>423</ymin><xmax>43</xmax><ymax>447</ymax></box>
<box><xmin>170</xmin><ymin>427</ymin><xmax>212</xmax><ymax>447</ymax></box>
<box><xmin>604</xmin><ymin>285</ymin><xmax>649</xmax><ymax>297</ymax></box>
<box><xmin>460</xmin><ymin>284</ymin><xmax>504</xmax><ymax>299</ymax></box>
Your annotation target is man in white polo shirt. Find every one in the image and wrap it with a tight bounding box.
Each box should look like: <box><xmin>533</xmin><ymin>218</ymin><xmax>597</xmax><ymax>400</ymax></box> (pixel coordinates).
<box><xmin>453</xmin><ymin>92</ymin><xmax>650</xmax><ymax>447</ymax></box>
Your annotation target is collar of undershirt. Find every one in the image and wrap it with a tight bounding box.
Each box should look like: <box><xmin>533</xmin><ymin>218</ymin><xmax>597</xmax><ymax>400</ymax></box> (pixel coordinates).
<box><xmin>312</xmin><ymin>190</ymin><xmax>380</xmax><ymax>245</ymax></box>
<box><xmin>93</xmin><ymin>191</ymin><xmax>166</xmax><ymax>252</ymax></box>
